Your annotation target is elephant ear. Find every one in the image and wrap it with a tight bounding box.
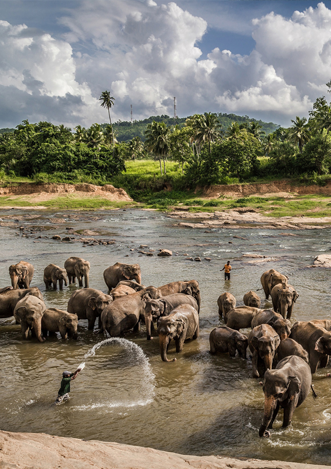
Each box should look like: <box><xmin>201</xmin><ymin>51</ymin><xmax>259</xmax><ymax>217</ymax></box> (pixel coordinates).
<box><xmin>288</xmin><ymin>376</ymin><xmax>301</xmax><ymax>397</ymax></box>
<box><xmin>158</xmin><ymin>299</ymin><xmax>166</xmax><ymax>315</ymax></box>
<box><xmin>183</xmin><ymin>286</ymin><xmax>193</xmax><ymax>295</ymax></box>
<box><xmin>59</xmin><ymin>316</ymin><xmax>67</xmax><ymax>325</ymax></box>
<box><xmin>251</xmin><ymin>335</ymin><xmax>259</xmax><ymax>350</ymax></box>
<box><xmin>14</xmin><ymin>306</ymin><xmax>26</xmax><ymax>320</ymax></box>
<box><xmin>176</xmin><ymin>318</ymin><xmax>185</xmax><ymax>334</ymax></box>
<box><xmin>9</xmin><ymin>265</ymin><xmax>15</xmax><ymax>275</ymax></box>
<box><xmin>87</xmin><ymin>297</ymin><xmax>97</xmax><ymax>310</ymax></box>
<box><xmin>293</xmin><ymin>290</ymin><xmax>299</xmax><ymax>303</ymax></box>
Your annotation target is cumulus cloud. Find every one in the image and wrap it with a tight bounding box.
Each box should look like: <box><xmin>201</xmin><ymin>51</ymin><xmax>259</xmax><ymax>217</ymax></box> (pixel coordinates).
<box><xmin>2</xmin><ymin>1</ymin><xmax>331</xmax><ymax>127</ymax></box>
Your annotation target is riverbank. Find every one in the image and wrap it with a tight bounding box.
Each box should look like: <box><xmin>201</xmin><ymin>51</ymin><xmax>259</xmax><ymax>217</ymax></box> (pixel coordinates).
<box><xmin>0</xmin><ymin>430</ymin><xmax>329</xmax><ymax>469</ymax></box>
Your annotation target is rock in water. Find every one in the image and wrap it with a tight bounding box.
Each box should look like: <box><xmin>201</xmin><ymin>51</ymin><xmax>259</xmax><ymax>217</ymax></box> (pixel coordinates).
<box><xmin>314</xmin><ymin>255</ymin><xmax>331</xmax><ymax>268</ymax></box>
<box><xmin>158</xmin><ymin>249</ymin><xmax>172</xmax><ymax>257</ymax></box>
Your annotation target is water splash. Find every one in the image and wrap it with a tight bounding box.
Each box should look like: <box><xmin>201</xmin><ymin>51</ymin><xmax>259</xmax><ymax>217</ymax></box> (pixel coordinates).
<box><xmin>79</xmin><ymin>338</ymin><xmax>155</xmax><ymax>410</ymax></box>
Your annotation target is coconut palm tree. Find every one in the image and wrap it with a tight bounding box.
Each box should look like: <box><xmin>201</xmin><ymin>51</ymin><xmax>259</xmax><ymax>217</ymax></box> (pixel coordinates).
<box><xmin>289</xmin><ymin>116</ymin><xmax>309</xmax><ymax>153</ymax></box>
<box><xmin>185</xmin><ymin>113</ymin><xmax>222</xmax><ymax>155</ymax></box>
<box><xmin>99</xmin><ymin>91</ymin><xmax>115</xmax><ymax>157</ymax></box>
<box><xmin>145</xmin><ymin>121</ymin><xmax>170</xmax><ymax>175</ymax></box>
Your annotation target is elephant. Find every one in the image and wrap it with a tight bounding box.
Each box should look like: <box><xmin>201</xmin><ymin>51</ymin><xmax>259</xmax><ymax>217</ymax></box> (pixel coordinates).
<box><xmin>217</xmin><ymin>292</ymin><xmax>236</xmax><ymax>320</ymax></box>
<box><xmin>14</xmin><ymin>295</ymin><xmax>46</xmax><ymax>342</ymax></box>
<box><xmin>259</xmin><ymin>356</ymin><xmax>312</xmax><ymax>438</ymax></box>
<box><xmin>248</xmin><ymin>324</ymin><xmax>280</xmax><ymax>378</ymax></box>
<box><xmin>290</xmin><ymin>321</ymin><xmax>331</xmax><ymax>373</ymax></box>
<box><xmin>144</xmin><ymin>280</ymin><xmax>201</xmax><ymax>313</ymax></box>
<box><xmin>309</xmin><ymin>319</ymin><xmax>331</xmax><ymax>331</ymax></box>
<box><xmin>42</xmin><ymin>308</ymin><xmax>78</xmax><ymax>339</ymax></box>
<box><xmin>144</xmin><ymin>293</ymin><xmax>198</xmax><ymax>340</ymax></box>
<box><xmin>209</xmin><ymin>326</ymin><xmax>248</xmax><ymax>358</ymax></box>
<box><xmin>261</xmin><ymin>269</ymin><xmax>288</xmax><ymax>299</ymax></box>
<box><xmin>64</xmin><ymin>257</ymin><xmax>90</xmax><ymax>288</ymax></box>
<box><xmin>111</xmin><ymin>284</ymin><xmax>137</xmax><ymax>299</ymax></box>
<box><xmin>115</xmin><ymin>280</ymin><xmax>146</xmax><ymax>292</ymax></box>
<box><xmin>276</xmin><ymin>338</ymin><xmax>309</xmax><ymax>364</ymax></box>
<box><xmin>271</xmin><ymin>281</ymin><xmax>299</xmax><ymax>319</ymax></box>
<box><xmin>251</xmin><ymin>309</ymin><xmax>291</xmax><ymax>341</ymax></box>
<box><xmin>103</xmin><ymin>262</ymin><xmax>141</xmax><ymax>292</ymax></box>
<box><xmin>68</xmin><ymin>288</ymin><xmax>113</xmax><ymax>330</ymax></box>
<box><xmin>157</xmin><ymin>304</ymin><xmax>199</xmax><ymax>362</ymax></box>
<box><xmin>226</xmin><ymin>306</ymin><xmax>262</xmax><ymax>330</ymax></box>
<box><xmin>9</xmin><ymin>261</ymin><xmax>34</xmax><ymax>289</ymax></box>
<box><xmin>100</xmin><ymin>290</ymin><xmax>148</xmax><ymax>337</ymax></box>
<box><xmin>243</xmin><ymin>291</ymin><xmax>261</xmax><ymax>308</ymax></box>
<box><xmin>44</xmin><ymin>264</ymin><xmax>68</xmax><ymax>290</ymax></box>
<box><xmin>0</xmin><ymin>287</ymin><xmax>43</xmax><ymax>318</ymax></box>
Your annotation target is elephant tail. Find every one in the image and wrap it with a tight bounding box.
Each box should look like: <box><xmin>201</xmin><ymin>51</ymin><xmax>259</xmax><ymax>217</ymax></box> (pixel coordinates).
<box><xmin>311</xmin><ymin>384</ymin><xmax>317</xmax><ymax>399</ymax></box>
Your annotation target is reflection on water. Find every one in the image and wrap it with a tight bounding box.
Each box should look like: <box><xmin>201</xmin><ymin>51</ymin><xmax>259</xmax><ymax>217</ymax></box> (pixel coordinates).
<box><xmin>0</xmin><ymin>209</ymin><xmax>331</xmax><ymax>464</ymax></box>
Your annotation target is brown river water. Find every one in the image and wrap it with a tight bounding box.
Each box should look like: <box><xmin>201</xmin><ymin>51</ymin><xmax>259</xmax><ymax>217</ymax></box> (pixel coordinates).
<box><xmin>1</xmin><ymin>208</ymin><xmax>331</xmax><ymax>464</ymax></box>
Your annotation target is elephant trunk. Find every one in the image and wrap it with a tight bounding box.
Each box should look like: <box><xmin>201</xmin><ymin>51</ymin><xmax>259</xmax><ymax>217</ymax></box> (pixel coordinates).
<box><xmin>12</xmin><ymin>275</ymin><xmax>19</xmax><ymax>290</ymax></box>
<box><xmin>280</xmin><ymin>302</ymin><xmax>287</xmax><ymax>319</ymax></box>
<box><xmin>259</xmin><ymin>395</ymin><xmax>277</xmax><ymax>437</ymax></box>
<box><xmin>85</xmin><ymin>272</ymin><xmax>89</xmax><ymax>288</ymax></box>
<box><xmin>263</xmin><ymin>353</ymin><xmax>273</xmax><ymax>371</ymax></box>
<box><xmin>69</xmin><ymin>328</ymin><xmax>78</xmax><ymax>340</ymax></box>
<box><xmin>33</xmin><ymin>319</ymin><xmax>44</xmax><ymax>343</ymax></box>
<box><xmin>195</xmin><ymin>291</ymin><xmax>201</xmax><ymax>313</ymax></box>
<box><xmin>159</xmin><ymin>333</ymin><xmax>175</xmax><ymax>362</ymax></box>
<box><xmin>135</xmin><ymin>273</ymin><xmax>142</xmax><ymax>285</ymax></box>
<box><xmin>145</xmin><ymin>314</ymin><xmax>153</xmax><ymax>340</ymax></box>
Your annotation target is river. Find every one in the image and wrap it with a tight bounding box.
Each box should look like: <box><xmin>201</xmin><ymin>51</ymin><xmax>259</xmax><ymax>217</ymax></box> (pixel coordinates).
<box><xmin>0</xmin><ymin>208</ymin><xmax>331</xmax><ymax>464</ymax></box>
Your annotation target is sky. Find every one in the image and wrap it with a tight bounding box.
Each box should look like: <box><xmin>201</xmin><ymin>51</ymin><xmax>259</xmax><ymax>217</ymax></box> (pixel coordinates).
<box><xmin>2</xmin><ymin>0</ymin><xmax>331</xmax><ymax>128</ymax></box>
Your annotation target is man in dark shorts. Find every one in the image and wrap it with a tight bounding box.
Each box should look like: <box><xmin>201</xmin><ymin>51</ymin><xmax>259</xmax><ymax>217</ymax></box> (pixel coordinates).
<box><xmin>55</xmin><ymin>368</ymin><xmax>81</xmax><ymax>404</ymax></box>
<box><xmin>221</xmin><ymin>261</ymin><xmax>232</xmax><ymax>280</ymax></box>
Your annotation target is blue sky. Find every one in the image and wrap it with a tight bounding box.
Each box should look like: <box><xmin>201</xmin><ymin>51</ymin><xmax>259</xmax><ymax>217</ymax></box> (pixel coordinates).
<box><xmin>1</xmin><ymin>0</ymin><xmax>331</xmax><ymax>127</ymax></box>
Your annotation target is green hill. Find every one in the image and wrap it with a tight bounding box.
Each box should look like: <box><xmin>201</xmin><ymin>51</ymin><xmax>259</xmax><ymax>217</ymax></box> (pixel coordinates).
<box><xmin>107</xmin><ymin>113</ymin><xmax>279</xmax><ymax>142</ymax></box>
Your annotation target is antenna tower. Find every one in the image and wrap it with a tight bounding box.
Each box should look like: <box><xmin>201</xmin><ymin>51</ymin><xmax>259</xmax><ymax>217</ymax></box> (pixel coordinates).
<box><xmin>174</xmin><ymin>97</ymin><xmax>177</xmax><ymax>125</ymax></box>
<box><xmin>131</xmin><ymin>104</ymin><xmax>133</xmax><ymax>125</ymax></box>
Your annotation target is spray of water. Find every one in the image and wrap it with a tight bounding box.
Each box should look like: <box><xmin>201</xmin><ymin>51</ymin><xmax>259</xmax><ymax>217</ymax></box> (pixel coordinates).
<box><xmin>75</xmin><ymin>338</ymin><xmax>155</xmax><ymax>410</ymax></box>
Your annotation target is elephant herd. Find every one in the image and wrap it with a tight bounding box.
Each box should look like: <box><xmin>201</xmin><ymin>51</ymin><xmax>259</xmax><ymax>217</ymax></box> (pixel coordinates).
<box><xmin>2</xmin><ymin>259</ymin><xmax>330</xmax><ymax>439</ymax></box>
<box><xmin>1</xmin><ymin>258</ymin><xmax>201</xmax><ymax>363</ymax></box>
<box><xmin>214</xmin><ymin>267</ymin><xmax>331</xmax><ymax>438</ymax></box>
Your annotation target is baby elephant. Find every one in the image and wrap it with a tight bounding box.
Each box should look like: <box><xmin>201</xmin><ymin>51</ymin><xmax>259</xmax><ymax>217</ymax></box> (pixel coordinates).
<box><xmin>209</xmin><ymin>326</ymin><xmax>248</xmax><ymax>358</ymax></box>
<box><xmin>217</xmin><ymin>292</ymin><xmax>236</xmax><ymax>320</ymax></box>
<box><xmin>248</xmin><ymin>324</ymin><xmax>280</xmax><ymax>378</ymax></box>
<box><xmin>251</xmin><ymin>309</ymin><xmax>291</xmax><ymax>341</ymax></box>
<box><xmin>157</xmin><ymin>304</ymin><xmax>199</xmax><ymax>362</ymax></box>
<box><xmin>44</xmin><ymin>264</ymin><xmax>68</xmax><ymax>290</ymax></box>
<box><xmin>226</xmin><ymin>306</ymin><xmax>262</xmax><ymax>330</ymax></box>
<box><xmin>276</xmin><ymin>338</ymin><xmax>309</xmax><ymax>364</ymax></box>
<box><xmin>271</xmin><ymin>282</ymin><xmax>298</xmax><ymax>319</ymax></box>
<box><xmin>243</xmin><ymin>291</ymin><xmax>261</xmax><ymax>308</ymax></box>
<box><xmin>42</xmin><ymin>308</ymin><xmax>78</xmax><ymax>339</ymax></box>
<box><xmin>259</xmin><ymin>356</ymin><xmax>312</xmax><ymax>438</ymax></box>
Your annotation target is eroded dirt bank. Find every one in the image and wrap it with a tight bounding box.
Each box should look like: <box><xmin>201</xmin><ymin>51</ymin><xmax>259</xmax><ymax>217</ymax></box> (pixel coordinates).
<box><xmin>204</xmin><ymin>180</ymin><xmax>331</xmax><ymax>198</ymax></box>
<box><xmin>0</xmin><ymin>183</ymin><xmax>132</xmax><ymax>202</ymax></box>
<box><xmin>0</xmin><ymin>431</ymin><xmax>329</xmax><ymax>469</ymax></box>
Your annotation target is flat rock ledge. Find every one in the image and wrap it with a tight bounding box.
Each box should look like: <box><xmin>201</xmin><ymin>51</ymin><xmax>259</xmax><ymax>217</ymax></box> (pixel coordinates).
<box><xmin>313</xmin><ymin>254</ymin><xmax>331</xmax><ymax>268</ymax></box>
<box><xmin>0</xmin><ymin>431</ymin><xmax>329</xmax><ymax>469</ymax></box>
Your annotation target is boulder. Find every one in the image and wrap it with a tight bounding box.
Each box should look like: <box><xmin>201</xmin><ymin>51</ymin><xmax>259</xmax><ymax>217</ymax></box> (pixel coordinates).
<box><xmin>158</xmin><ymin>249</ymin><xmax>172</xmax><ymax>257</ymax></box>
<box><xmin>313</xmin><ymin>255</ymin><xmax>331</xmax><ymax>268</ymax></box>
<box><xmin>52</xmin><ymin>235</ymin><xmax>61</xmax><ymax>240</ymax></box>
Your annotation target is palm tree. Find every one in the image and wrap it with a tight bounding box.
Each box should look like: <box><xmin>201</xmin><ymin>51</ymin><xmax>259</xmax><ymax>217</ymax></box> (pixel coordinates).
<box><xmin>84</xmin><ymin>123</ymin><xmax>104</xmax><ymax>150</ymax></box>
<box><xmin>74</xmin><ymin>125</ymin><xmax>86</xmax><ymax>143</ymax></box>
<box><xmin>225</xmin><ymin>122</ymin><xmax>244</xmax><ymax>140</ymax></box>
<box><xmin>247</xmin><ymin>122</ymin><xmax>265</xmax><ymax>141</ymax></box>
<box><xmin>263</xmin><ymin>133</ymin><xmax>275</xmax><ymax>156</ymax></box>
<box><xmin>185</xmin><ymin>113</ymin><xmax>222</xmax><ymax>155</ymax></box>
<box><xmin>145</xmin><ymin>121</ymin><xmax>170</xmax><ymax>175</ymax></box>
<box><xmin>289</xmin><ymin>116</ymin><xmax>309</xmax><ymax>153</ymax></box>
<box><xmin>99</xmin><ymin>91</ymin><xmax>115</xmax><ymax>157</ymax></box>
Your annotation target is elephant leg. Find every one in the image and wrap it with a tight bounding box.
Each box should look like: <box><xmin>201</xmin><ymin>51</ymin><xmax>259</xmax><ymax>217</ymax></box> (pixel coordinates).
<box><xmin>78</xmin><ymin>276</ymin><xmax>83</xmax><ymax>287</ymax></box>
<box><xmin>176</xmin><ymin>335</ymin><xmax>185</xmax><ymax>353</ymax></box>
<box><xmin>133</xmin><ymin>321</ymin><xmax>141</xmax><ymax>332</ymax></box>
<box><xmin>319</xmin><ymin>354</ymin><xmax>329</xmax><ymax>369</ymax></box>
<box><xmin>282</xmin><ymin>399</ymin><xmax>297</xmax><ymax>428</ymax></box>
<box><xmin>88</xmin><ymin>318</ymin><xmax>95</xmax><ymax>331</ymax></box>
<box><xmin>58</xmin><ymin>279</ymin><xmax>63</xmax><ymax>290</ymax></box>
<box><xmin>309</xmin><ymin>351</ymin><xmax>320</xmax><ymax>374</ymax></box>
<box><xmin>151</xmin><ymin>321</ymin><xmax>155</xmax><ymax>332</ymax></box>
<box><xmin>218</xmin><ymin>307</ymin><xmax>222</xmax><ymax>319</ymax></box>
<box><xmin>167</xmin><ymin>339</ymin><xmax>171</xmax><ymax>351</ymax></box>
<box><xmin>72</xmin><ymin>275</ymin><xmax>76</xmax><ymax>284</ymax></box>
<box><xmin>52</xmin><ymin>282</ymin><xmax>57</xmax><ymax>290</ymax></box>
<box><xmin>210</xmin><ymin>340</ymin><xmax>216</xmax><ymax>354</ymax></box>
<box><xmin>252</xmin><ymin>350</ymin><xmax>260</xmax><ymax>378</ymax></box>
<box><xmin>268</xmin><ymin>401</ymin><xmax>280</xmax><ymax>429</ymax></box>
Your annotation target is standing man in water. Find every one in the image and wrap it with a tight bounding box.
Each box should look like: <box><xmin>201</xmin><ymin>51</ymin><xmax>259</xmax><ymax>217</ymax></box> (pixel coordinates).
<box><xmin>55</xmin><ymin>368</ymin><xmax>81</xmax><ymax>405</ymax></box>
<box><xmin>221</xmin><ymin>261</ymin><xmax>232</xmax><ymax>281</ymax></box>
